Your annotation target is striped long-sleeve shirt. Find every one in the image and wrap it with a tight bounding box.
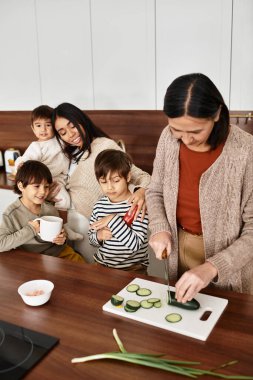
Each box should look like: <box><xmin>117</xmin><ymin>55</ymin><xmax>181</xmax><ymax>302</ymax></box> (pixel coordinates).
<box><xmin>88</xmin><ymin>196</ymin><xmax>149</xmax><ymax>269</ymax></box>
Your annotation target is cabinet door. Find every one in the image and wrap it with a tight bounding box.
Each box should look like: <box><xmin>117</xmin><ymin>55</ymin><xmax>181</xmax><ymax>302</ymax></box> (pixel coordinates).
<box><xmin>230</xmin><ymin>0</ymin><xmax>253</xmax><ymax>110</ymax></box>
<box><xmin>36</xmin><ymin>0</ymin><xmax>93</xmax><ymax>109</ymax></box>
<box><xmin>91</xmin><ymin>0</ymin><xmax>156</xmax><ymax>109</ymax></box>
<box><xmin>156</xmin><ymin>0</ymin><xmax>232</xmax><ymax>108</ymax></box>
<box><xmin>0</xmin><ymin>0</ymin><xmax>41</xmax><ymax>110</ymax></box>
<box><xmin>0</xmin><ymin>190</ymin><xmax>17</xmax><ymax>222</ymax></box>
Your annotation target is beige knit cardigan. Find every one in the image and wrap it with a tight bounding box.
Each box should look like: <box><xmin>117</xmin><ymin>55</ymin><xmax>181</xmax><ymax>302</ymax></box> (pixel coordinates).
<box><xmin>146</xmin><ymin>125</ymin><xmax>253</xmax><ymax>294</ymax></box>
<box><xmin>67</xmin><ymin>137</ymin><xmax>150</xmax><ymax>219</ymax></box>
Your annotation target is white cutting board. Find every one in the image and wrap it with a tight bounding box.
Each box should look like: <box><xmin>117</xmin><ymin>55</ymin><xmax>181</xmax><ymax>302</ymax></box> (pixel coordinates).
<box><xmin>102</xmin><ymin>278</ymin><xmax>228</xmax><ymax>341</ymax></box>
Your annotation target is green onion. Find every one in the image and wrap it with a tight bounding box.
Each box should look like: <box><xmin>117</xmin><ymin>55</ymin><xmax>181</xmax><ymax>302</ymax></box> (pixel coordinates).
<box><xmin>71</xmin><ymin>329</ymin><xmax>253</xmax><ymax>379</ymax></box>
<box><xmin>113</xmin><ymin>328</ymin><xmax>126</xmax><ymax>353</ymax></box>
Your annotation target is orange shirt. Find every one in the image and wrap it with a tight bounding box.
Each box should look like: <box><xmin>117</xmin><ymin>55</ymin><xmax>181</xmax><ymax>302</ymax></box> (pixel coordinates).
<box><xmin>177</xmin><ymin>142</ymin><xmax>224</xmax><ymax>234</ymax></box>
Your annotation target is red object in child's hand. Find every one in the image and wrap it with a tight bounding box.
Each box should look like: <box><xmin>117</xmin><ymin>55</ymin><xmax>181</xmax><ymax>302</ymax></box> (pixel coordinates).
<box><xmin>123</xmin><ymin>205</ymin><xmax>138</xmax><ymax>226</ymax></box>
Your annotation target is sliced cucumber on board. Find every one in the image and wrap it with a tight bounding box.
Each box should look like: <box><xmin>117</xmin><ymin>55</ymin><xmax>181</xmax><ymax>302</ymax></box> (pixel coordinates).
<box><xmin>111</xmin><ymin>295</ymin><xmax>124</xmax><ymax>306</ymax></box>
<box><xmin>153</xmin><ymin>301</ymin><xmax>162</xmax><ymax>308</ymax></box>
<box><xmin>126</xmin><ymin>284</ymin><xmax>140</xmax><ymax>292</ymax></box>
<box><xmin>136</xmin><ymin>288</ymin><xmax>152</xmax><ymax>296</ymax></box>
<box><xmin>126</xmin><ymin>283</ymin><xmax>152</xmax><ymax>297</ymax></box>
<box><xmin>140</xmin><ymin>300</ymin><xmax>154</xmax><ymax>309</ymax></box>
<box><xmin>146</xmin><ymin>298</ymin><xmax>160</xmax><ymax>304</ymax></box>
<box><xmin>126</xmin><ymin>300</ymin><xmax>141</xmax><ymax>311</ymax></box>
<box><xmin>124</xmin><ymin>305</ymin><xmax>137</xmax><ymax>313</ymax></box>
<box><xmin>165</xmin><ymin>313</ymin><xmax>182</xmax><ymax>323</ymax></box>
<box><xmin>112</xmin><ymin>283</ymin><xmax>199</xmax><ymax>318</ymax></box>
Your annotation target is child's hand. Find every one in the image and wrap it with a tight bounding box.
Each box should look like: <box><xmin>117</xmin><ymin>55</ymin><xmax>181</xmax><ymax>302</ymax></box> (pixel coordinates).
<box><xmin>53</xmin><ymin>228</ymin><xmax>67</xmax><ymax>245</ymax></box>
<box><xmin>90</xmin><ymin>214</ymin><xmax>115</xmax><ymax>231</ymax></box>
<box><xmin>97</xmin><ymin>227</ymin><xmax>112</xmax><ymax>241</ymax></box>
<box><xmin>28</xmin><ymin>220</ymin><xmax>40</xmax><ymax>233</ymax></box>
<box><xmin>128</xmin><ymin>188</ymin><xmax>146</xmax><ymax>221</ymax></box>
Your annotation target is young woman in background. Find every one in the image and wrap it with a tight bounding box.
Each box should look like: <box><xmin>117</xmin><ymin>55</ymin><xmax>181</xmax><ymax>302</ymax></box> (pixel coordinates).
<box><xmin>51</xmin><ymin>103</ymin><xmax>150</xmax><ymax>262</ymax></box>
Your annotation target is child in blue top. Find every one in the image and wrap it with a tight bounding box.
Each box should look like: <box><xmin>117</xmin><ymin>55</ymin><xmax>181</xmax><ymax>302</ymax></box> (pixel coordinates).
<box><xmin>88</xmin><ymin>149</ymin><xmax>149</xmax><ymax>273</ymax></box>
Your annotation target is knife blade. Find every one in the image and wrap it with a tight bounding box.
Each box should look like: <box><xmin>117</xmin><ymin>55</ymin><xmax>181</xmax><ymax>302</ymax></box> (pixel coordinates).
<box><xmin>162</xmin><ymin>249</ymin><xmax>171</xmax><ymax>304</ymax></box>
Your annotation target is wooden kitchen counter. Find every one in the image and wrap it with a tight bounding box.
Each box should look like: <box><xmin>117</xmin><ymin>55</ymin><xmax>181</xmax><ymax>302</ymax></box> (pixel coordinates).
<box><xmin>0</xmin><ymin>250</ymin><xmax>252</xmax><ymax>379</ymax></box>
<box><xmin>0</xmin><ymin>168</ymin><xmax>15</xmax><ymax>189</ymax></box>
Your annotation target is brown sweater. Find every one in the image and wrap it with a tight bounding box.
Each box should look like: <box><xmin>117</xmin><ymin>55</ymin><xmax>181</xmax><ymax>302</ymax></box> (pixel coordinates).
<box><xmin>146</xmin><ymin>125</ymin><xmax>253</xmax><ymax>294</ymax></box>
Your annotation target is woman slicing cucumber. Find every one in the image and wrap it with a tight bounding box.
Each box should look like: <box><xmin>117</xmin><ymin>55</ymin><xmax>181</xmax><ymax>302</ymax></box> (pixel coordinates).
<box><xmin>146</xmin><ymin>73</ymin><xmax>253</xmax><ymax>303</ymax></box>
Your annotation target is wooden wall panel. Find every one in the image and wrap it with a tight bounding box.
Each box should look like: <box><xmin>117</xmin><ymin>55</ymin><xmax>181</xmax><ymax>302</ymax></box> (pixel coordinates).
<box><xmin>0</xmin><ymin>110</ymin><xmax>252</xmax><ymax>175</ymax></box>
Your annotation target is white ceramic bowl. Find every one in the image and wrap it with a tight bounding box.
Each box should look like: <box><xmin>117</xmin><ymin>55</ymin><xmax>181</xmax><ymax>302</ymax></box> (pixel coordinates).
<box><xmin>18</xmin><ymin>279</ymin><xmax>54</xmax><ymax>306</ymax></box>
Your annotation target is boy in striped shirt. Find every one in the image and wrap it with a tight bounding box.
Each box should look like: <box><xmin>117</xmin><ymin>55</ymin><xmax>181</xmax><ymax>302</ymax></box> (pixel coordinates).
<box><xmin>88</xmin><ymin>149</ymin><xmax>149</xmax><ymax>274</ymax></box>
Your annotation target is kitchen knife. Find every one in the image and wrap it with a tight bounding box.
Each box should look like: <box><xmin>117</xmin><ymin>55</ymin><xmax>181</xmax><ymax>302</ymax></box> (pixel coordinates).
<box><xmin>162</xmin><ymin>249</ymin><xmax>171</xmax><ymax>304</ymax></box>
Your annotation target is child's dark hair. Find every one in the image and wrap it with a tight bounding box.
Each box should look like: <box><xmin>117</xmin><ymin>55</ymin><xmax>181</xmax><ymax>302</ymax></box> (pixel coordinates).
<box><xmin>14</xmin><ymin>160</ymin><xmax>53</xmax><ymax>195</ymax></box>
<box><xmin>31</xmin><ymin>105</ymin><xmax>53</xmax><ymax>124</ymax></box>
<box><xmin>95</xmin><ymin>149</ymin><xmax>132</xmax><ymax>181</ymax></box>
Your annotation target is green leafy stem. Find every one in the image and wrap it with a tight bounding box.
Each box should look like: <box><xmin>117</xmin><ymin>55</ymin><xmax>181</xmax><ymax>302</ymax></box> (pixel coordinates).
<box><xmin>71</xmin><ymin>329</ymin><xmax>253</xmax><ymax>379</ymax></box>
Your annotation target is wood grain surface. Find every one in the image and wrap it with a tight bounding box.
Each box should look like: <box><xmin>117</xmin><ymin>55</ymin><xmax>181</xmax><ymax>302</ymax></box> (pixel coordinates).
<box><xmin>0</xmin><ymin>250</ymin><xmax>252</xmax><ymax>380</ymax></box>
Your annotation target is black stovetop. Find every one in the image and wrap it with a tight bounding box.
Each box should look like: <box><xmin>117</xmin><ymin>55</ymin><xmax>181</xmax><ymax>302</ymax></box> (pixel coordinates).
<box><xmin>0</xmin><ymin>320</ymin><xmax>59</xmax><ymax>379</ymax></box>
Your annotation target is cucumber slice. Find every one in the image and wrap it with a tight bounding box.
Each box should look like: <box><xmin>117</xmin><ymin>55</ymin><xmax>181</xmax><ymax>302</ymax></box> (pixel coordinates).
<box><xmin>167</xmin><ymin>291</ymin><xmax>200</xmax><ymax>310</ymax></box>
<box><xmin>111</xmin><ymin>295</ymin><xmax>124</xmax><ymax>306</ymax></box>
<box><xmin>147</xmin><ymin>298</ymin><xmax>160</xmax><ymax>304</ymax></box>
<box><xmin>126</xmin><ymin>284</ymin><xmax>140</xmax><ymax>293</ymax></box>
<box><xmin>140</xmin><ymin>300</ymin><xmax>153</xmax><ymax>309</ymax></box>
<box><xmin>136</xmin><ymin>288</ymin><xmax>152</xmax><ymax>296</ymax></box>
<box><xmin>124</xmin><ymin>305</ymin><xmax>137</xmax><ymax>313</ymax></box>
<box><xmin>153</xmin><ymin>301</ymin><xmax>162</xmax><ymax>308</ymax></box>
<box><xmin>165</xmin><ymin>313</ymin><xmax>182</xmax><ymax>323</ymax></box>
<box><xmin>126</xmin><ymin>300</ymin><xmax>141</xmax><ymax>311</ymax></box>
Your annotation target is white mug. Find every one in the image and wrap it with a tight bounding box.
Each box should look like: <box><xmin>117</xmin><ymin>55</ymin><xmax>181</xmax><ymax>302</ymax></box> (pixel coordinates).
<box><xmin>34</xmin><ymin>216</ymin><xmax>63</xmax><ymax>242</ymax></box>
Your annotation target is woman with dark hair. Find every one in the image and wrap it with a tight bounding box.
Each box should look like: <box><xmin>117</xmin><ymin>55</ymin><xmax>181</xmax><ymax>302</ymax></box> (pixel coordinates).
<box><xmin>51</xmin><ymin>103</ymin><xmax>150</xmax><ymax>262</ymax></box>
<box><xmin>146</xmin><ymin>73</ymin><xmax>253</xmax><ymax>301</ymax></box>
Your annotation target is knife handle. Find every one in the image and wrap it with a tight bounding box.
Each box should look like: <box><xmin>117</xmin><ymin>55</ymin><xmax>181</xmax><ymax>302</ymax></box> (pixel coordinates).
<box><xmin>162</xmin><ymin>249</ymin><xmax>167</xmax><ymax>260</ymax></box>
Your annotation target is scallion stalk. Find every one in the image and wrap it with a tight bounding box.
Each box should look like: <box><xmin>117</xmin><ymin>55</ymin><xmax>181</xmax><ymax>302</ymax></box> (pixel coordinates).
<box><xmin>71</xmin><ymin>329</ymin><xmax>253</xmax><ymax>379</ymax></box>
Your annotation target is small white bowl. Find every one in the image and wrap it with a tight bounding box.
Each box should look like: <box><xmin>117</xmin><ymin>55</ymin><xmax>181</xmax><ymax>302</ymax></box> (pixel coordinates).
<box><xmin>18</xmin><ymin>279</ymin><xmax>54</xmax><ymax>306</ymax></box>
